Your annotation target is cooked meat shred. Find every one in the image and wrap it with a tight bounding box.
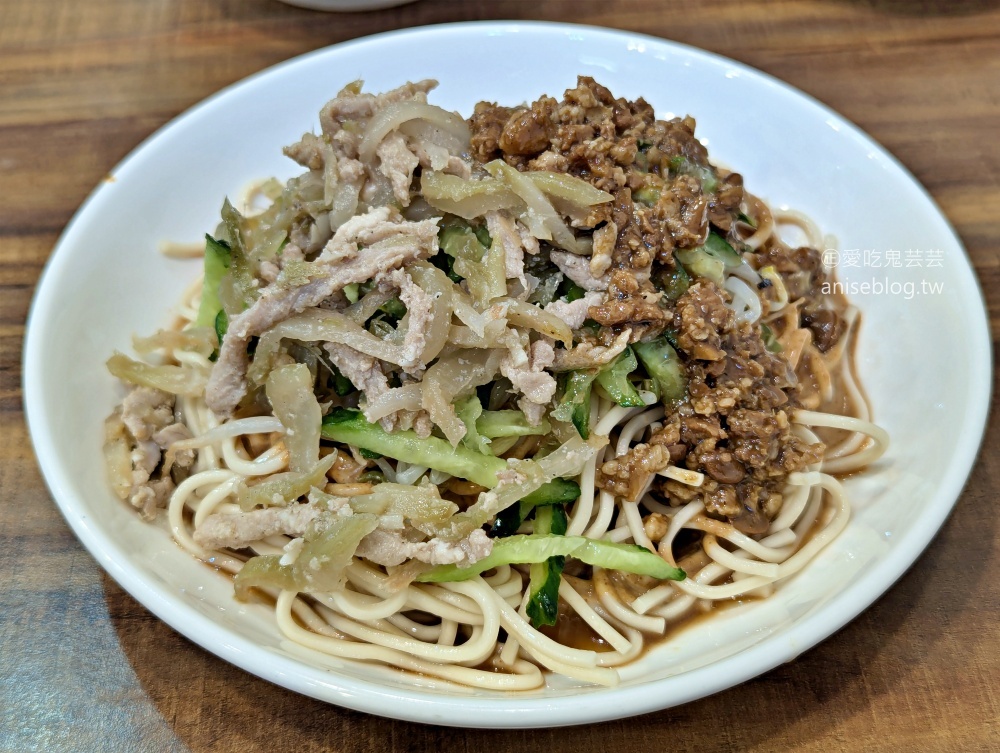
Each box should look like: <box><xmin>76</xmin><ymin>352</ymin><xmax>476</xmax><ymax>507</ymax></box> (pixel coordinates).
<box><xmin>550</xmin><ymin>250</ymin><xmax>609</xmax><ymax>291</ymax></box>
<box><xmin>377</xmin><ymin>131</ymin><xmax>420</xmax><ymax>206</ymax></box>
<box><xmin>206</xmin><ymin>207</ymin><xmax>440</xmax><ymax>417</ymax></box>
<box><xmin>107</xmin><ymin>387</ymin><xmax>195</xmax><ymax>520</ymax></box>
<box><xmin>120</xmin><ymin>387</ymin><xmax>174</xmax><ymax>441</ymax></box>
<box><xmin>501</xmin><ymin>339</ymin><xmax>557</xmax><ymax>406</ymax></box>
<box><xmin>194</xmin><ymin>503</ymin><xmax>328</xmax><ymax>549</ymax></box>
<box><xmin>355</xmin><ymin>527</ymin><xmax>492</xmax><ymax>567</ymax></box>
<box><xmin>543</xmin><ymin>291</ymin><xmax>604</xmax><ymax>330</ymax></box>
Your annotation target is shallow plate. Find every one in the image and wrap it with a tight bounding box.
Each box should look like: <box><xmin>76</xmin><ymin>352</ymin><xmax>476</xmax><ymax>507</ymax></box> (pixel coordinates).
<box><xmin>24</xmin><ymin>21</ymin><xmax>991</xmax><ymax>727</ymax></box>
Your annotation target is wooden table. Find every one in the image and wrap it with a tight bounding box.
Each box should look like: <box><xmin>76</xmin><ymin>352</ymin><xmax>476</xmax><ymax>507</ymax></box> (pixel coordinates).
<box><xmin>2</xmin><ymin>1</ymin><xmax>998</xmax><ymax>750</ymax></box>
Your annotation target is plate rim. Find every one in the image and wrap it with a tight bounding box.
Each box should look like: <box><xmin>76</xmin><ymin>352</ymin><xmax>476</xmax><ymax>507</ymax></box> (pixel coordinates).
<box><xmin>22</xmin><ymin>20</ymin><xmax>993</xmax><ymax>728</ymax></box>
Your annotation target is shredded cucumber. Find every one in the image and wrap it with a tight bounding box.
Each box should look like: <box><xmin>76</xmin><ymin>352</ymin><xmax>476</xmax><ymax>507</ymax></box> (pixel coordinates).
<box><xmin>417</xmin><ymin>534</ymin><xmax>686</xmax><ymax>583</ymax></box>
<box><xmin>525</xmin><ymin>506</ymin><xmax>567</xmax><ymax>627</ymax></box>
<box><xmin>633</xmin><ymin>338</ymin><xmax>686</xmax><ymax>403</ymax></box>
<box><xmin>320</xmin><ymin>409</ymin><xmax>578</xmax><ymax>507</ymax></box>
<box><xmin>595</xmin><ymin>348</ymin><xmax>645</xmax><ymax>407</ymax></box>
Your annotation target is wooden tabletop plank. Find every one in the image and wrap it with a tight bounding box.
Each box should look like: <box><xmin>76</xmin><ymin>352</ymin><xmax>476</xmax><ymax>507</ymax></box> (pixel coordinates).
<box><xmin>2</xmin><ymin>0</ymin><xmax>998</xmax><ymax>750</ymax></box>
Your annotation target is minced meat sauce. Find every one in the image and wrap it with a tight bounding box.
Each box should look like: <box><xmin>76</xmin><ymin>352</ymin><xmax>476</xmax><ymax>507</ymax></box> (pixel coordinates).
<box><xmin>470</xmin><ymin>77</ymin><xmax>844</xmax><ymax>536</ymax></box>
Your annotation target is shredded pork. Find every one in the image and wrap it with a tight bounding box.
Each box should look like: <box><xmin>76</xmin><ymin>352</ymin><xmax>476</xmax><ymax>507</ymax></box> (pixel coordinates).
<box><xmin>550</xmin><ymin>250</ymin><xmax>610</xmax><ymax>291</ymax></box>
<box><xmin>196</xmin><ymin>502</ymin><xmax>492</xmax><ymax>569</ymax></box>
<box><xmin>377</xmin><ymin>132</ymin><xmax>420</xmax><ymax>206</ymax></box>
<box><xmin>544</xmin><ymin>291</ymin><xmax>604</xmax><ymax>330</ymax></box>
<box><xmin>501</xmin><ymin>339</ymin><xmax>557</xmax><ymax>406</ymax></box>
<box><xmin>194</xmin><ymin>504</ymin><xmax>329</xmax><ymax>550</ymax></box>
<box><xmin>355</xmin><ymin>527</ymin><xmax>492</xmax><ymax>567</ymax></box>
<box><xmin>486</xmin><ymin>210</ymin><xmax>528</xmax><ymax>289</ymax></box>
<box><xmin>120</xmin><ymin>387</ymin><xmax>174</xmax><ymax>441</ymax></box>
<box><xmin>108</xmin><ymin>387</ymin><xmax>196</xmax><ymax>520</ymax></box>
<box><xmin>206</xmin><ymin>208</ymin><xmax>440</xmax><ymax>416</ymax></box>
<box><xmin>390</xmin><ymin>268</ymin><xmax>435</xmax><ymax>374</ymax></box>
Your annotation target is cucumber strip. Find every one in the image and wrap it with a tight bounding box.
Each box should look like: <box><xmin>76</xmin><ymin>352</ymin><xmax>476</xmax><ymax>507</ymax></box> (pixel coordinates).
<box><xmin>195</xmin><ymin>235</ymin><xmax>232</xmax><ymax>329</ymax></box>
<box><xmin>476</xmin><ymin>410</ymin><xmax>550</xmax><ymax>438</ymax></box>
<box><xmin>676</xmin><ymin>232</ymin><xmax>741</xmax><ymax>285</ymax></box>
<box><xmin>320</xmin><ymin>409</ymin><xmax>578</xmax><ymax>506</ymax></box>
<box><xmin>417</xmin><ymin>534</ymin><xmax>686</xmax><ymax>583</ymax></box>
<box><xmin>489</xmin><ymin>477</ymin><xmax>581</xmax><ymax>538</ymax></box>
<box><xmin>660</xmin><ymin>257</ymin><xmax>690</xmax><ymax>300</ymax></box>
<box><xmin>633</xmin><ymin>338</ymin><xmax>687</xmax><ymax>403</ymax></box>
<box><xmin>552</xmin><ymin>370</ymin><xmax>598</xmax><ymax>439</ymax></box>
<box><xmin>703</xmin><ymin>232</ymin><xmax>741</xmax><ymax>267</ymax></box>
<box><xmin>526</xmin><ymin>505</ymin><xmax>568</xmax><ymax>627</ymax></box>
<box><xmin>490</xmin><ymin>502</ymin><xmax>524</xmax><ymax>538</ymax></box>
<box><xmin>595</xmin><ymin>348</ymin><xmax>645</xmax><ymax>407</ymax></box>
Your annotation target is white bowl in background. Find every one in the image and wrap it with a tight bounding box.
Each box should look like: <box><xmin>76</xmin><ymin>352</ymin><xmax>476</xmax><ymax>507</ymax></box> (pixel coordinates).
<box><xmin>276</xmin><ymin>0</ymin><xmax>418</xmax><ymax>11</ymax></box>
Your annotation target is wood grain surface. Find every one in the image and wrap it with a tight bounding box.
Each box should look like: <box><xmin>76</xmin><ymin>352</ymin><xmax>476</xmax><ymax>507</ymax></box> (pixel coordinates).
<box><xmin>2</xmin><ymin>1</ymin><xmax>998</xmax><ymax>750</ymax></box>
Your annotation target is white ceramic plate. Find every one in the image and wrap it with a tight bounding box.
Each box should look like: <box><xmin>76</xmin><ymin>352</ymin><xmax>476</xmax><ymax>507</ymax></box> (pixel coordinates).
<box><xmin>24</xmin><ymin>22</ymin><xmax>991</xmax><ymax>727</ymax></box>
